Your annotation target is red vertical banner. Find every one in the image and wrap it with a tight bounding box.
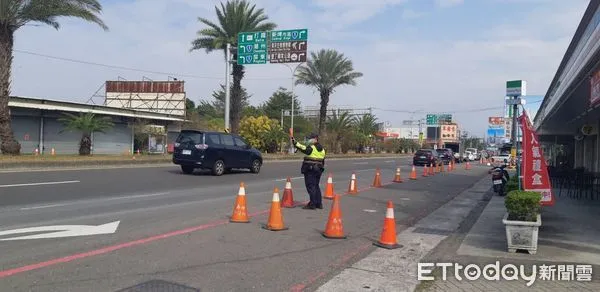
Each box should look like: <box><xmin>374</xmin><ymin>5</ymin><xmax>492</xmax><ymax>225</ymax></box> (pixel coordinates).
<box><xmin>519</xmin><ymin>112</ymin><xmax>555</xmax><ymax>206</ymax></box>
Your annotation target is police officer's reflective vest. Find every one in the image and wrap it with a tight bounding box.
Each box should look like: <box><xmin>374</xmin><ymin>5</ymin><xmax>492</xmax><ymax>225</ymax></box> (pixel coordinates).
<box><xmin>295</xmin><ymin>142</ymin><xmax>326</xmax><ymax>163</ymax></box>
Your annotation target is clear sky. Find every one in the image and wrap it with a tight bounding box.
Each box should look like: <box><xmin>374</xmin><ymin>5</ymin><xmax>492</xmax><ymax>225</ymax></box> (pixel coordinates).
<box><xmin>11</xmin><ymin>0</ymin><xmax>589</xmax><ymax>135</ymax></box>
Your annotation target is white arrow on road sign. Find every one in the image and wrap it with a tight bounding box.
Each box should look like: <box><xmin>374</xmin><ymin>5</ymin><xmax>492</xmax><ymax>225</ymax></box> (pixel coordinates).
<box><xmin>0</xmin><ymin>221</ymin><xmax>120</xmax><ymax>241</ymax></box>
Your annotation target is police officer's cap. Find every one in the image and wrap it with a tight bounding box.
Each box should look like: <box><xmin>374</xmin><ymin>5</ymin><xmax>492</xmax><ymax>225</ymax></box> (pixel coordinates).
<box><xmin>306</xmin><ymin>133</ymin><xmax>319</xmax><ymax>139</ymax></box>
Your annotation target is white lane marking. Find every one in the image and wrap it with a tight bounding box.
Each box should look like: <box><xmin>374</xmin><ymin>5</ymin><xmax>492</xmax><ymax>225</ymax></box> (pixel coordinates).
<box><xmin>0</xmin><ymin>221</ymin><xmax>120</xmax><ymax>241</ymax></box>
<box><xmin>275</xmin><ymin>176</ymin><xmax>304</xmax><ymax>181</ymax></box>
<box><xmin>356</xmin><ymin>168</ymin><xmax>376</xmax><ymax>173</ymax></box>
<box><xmin>400</xmin><ymin>198</ymin><xmax>411</xmax><ymax>201</ymax></box>
<box><xmin>20</xmin><ymin>203</ymin><xmax>70</xmax><ymax>211</ymax></box>
<box><xmin>19</xmin><ymin>192</ymin><xmax>170</xmax><ymax>212</ymax></box>
<box><xmin>353</xmin><ymin>162</ymin><xmax>369</xmax><ymax>165</ymax></box>
<box><xmin>363</xmin><ymin>209</ymin><xmax>377</xmax><ymax>213</ymax></box>
<box><xmin>105</xmin><ymin>192</ymin><xmax>171</xmax><ymax>201</ymax></box>
<box><xmin>0</xmin><ymin>180</ymin><xmax>80</xmax><ymax>188</ymax></box>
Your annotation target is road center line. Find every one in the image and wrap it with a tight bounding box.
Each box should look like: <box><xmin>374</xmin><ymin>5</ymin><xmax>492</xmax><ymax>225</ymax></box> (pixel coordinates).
<box><xmin>353</xmin><ymin>162</ymin><xmax>369</xmax><ymax>165</ymax></box>
<box><xmin>0</xmin><ymin>180</ymin><xmax>80</xmax><ymax>188</ymax></box>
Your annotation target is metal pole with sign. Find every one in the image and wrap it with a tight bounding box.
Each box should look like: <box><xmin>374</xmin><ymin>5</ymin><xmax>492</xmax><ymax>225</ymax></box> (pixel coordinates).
<box><xmin>282</xmin><ymin>63</ymin><xmax>304</xmax><ymax>154</ymax></box>
<box><xmin>225</xmin><ymin>43</ymin><xmax>231</xmax><ymax>132</ymax></box>
<box><xmin>237</xmin><ymin>28</ymin><xmax>308</xmax><ymax>153</ymax></box>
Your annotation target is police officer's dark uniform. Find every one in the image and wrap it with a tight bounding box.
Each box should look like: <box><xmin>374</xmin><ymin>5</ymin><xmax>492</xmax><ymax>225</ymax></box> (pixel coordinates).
<box><xmin>292</xmin><ymin>133</ymin><xmax>326</xmax><ymax>209</ymax></box>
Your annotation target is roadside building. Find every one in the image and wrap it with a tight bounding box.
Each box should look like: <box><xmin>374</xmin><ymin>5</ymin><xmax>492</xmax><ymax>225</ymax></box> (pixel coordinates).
<box><xmin>534</xmin><ymin>0</ymin><xmax>600</xmax><ymax>172</ymax></box>
<box><xmin>6</xmin><ymin>96</ymin><xmax>185</xmax><ymax>155</ymax></box>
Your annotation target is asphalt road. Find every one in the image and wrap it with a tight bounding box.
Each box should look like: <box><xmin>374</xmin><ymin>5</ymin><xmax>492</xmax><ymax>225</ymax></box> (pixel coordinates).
<box><xmin>0</xmin><ymin>156</ymin><xmax>489</xmax><ymax>291</ymax></box>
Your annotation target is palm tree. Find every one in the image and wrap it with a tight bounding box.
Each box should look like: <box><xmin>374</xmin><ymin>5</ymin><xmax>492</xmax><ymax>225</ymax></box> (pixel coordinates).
<box><xmin>326</xmin><ymin>111</ymin><xmax>353</xmax><ymax>153</ymax></box>
<box><xmin>295</xmin><ymin>49</ymin><xmax>363</xmax><ymax>136</ymax></box>
<box><xmin>58</xmin><ymin>112</ymin><xmax>114</xmax><ymax>155</ymax></box>
<box><xmin>0</xmin><ymin>0</ymin><xmax>108</xmax><ymax>155</ymax></box>
<box><xmin>353</xmin><ymin>113</ymin><xmax>378</xmax><ymax>153</ymax></box>
<box><xmin>190</xmin><ymin>0</ymin><xmax>276</xmax><ymax>134</ymax></box>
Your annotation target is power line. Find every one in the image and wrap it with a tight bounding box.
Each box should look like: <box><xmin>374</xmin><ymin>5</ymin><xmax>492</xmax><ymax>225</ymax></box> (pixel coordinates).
<box><xmin>13</xmin><ymin>49</ymin><xmax>292</xmax><ymax>81</ymax></box>
<box><xmin>372</xmin><ymin>100</ymin><xmax>543</xmax><ymax>115</ymax></box>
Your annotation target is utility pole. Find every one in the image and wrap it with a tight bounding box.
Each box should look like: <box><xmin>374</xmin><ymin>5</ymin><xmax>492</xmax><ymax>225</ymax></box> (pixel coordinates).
<box><xmin>224</xmin><ymin>43</ymin><xmax>231</xmax><ymax>132</ymax></box>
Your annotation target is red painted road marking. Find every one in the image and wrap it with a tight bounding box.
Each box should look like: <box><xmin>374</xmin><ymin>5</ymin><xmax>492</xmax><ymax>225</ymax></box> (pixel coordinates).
<box><xmin>0</xmin><ymin>209</ymin><xmax>269</xmax><ymax>279</ymax></box>
<box><xmin>0</xmin><ymin>172</ymin><xmax>401</xmax><ymax>280</ymax></box>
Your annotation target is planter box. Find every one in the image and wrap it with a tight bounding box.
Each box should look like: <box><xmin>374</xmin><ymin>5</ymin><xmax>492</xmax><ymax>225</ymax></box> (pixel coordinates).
<box><xmin>502</xmin><ymin>213</ymin><xmax>541</xmax><ymax>255</ymax></box>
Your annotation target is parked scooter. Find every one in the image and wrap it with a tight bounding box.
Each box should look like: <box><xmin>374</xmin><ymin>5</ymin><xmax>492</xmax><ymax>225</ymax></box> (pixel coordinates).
<box><xmin>489</xmin><ymin>163</ymin><xmax>510</xmax><ymax>196</ymax></box>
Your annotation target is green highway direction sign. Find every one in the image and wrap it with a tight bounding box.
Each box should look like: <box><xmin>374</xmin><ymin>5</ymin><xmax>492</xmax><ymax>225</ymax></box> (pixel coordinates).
<box><xmin>237</xmin><ymin>31</ymin><xmax>268</xmax><ymax>65</ymax></box>
<box><xmin>269</xmin><ymin>29</ymin><xmax>308</xmax><ymax>63</ymax></box>
<box><xmin>270</xmin><ymin>29</ymin><xmax>308</xmax><ymax>42</ymax></box>
<box><xmin>426</xmin><ymin>114</ymin><xmax>452</xmax><ymax>125</ymax></box>
<box><xmin>237</xmin><ymin>29</ymin><xmax>308</xmax><ymax>65</ymax></box>
<box><xmin>506</xmin><ymin>80</ymin><xmax>527</xmax><ymax>97</ymax></box>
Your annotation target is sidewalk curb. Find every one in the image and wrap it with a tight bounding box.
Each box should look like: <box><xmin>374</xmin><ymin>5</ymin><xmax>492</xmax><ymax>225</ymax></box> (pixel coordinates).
<box><xmin>315</xmin><ymin>175</ymin><xmax>492</xmax><ymax>292</ymax></box>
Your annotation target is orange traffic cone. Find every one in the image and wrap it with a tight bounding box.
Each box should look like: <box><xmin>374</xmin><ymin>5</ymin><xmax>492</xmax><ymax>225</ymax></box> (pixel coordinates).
<box><xmin>230</xmin><ymin>182</ymin><xmax>250</xmax><ymax>223</ymax></box>
<box><xmin>428</xmin><ymin>163</ymin><xmax>435</xmax><ymax>176</ymax></box>
<box><xmin>263</xmin><ymin>187</ymin><xmax>288</xmax><ymax>231</ymax></box>
<box><xmin>409</xmin><ymin>165</ymin><xmax>417</xmax><ymax>180</ymax></box>
<box><xmin>440</xmin><ymin>162</ymin><xmax>445</xmax><ymax>173</ymax></box>
<box><xmin>324</xmin><ymin>173</ymin><xmax>336</xmax><ymax>200</ymax></box>
<box><xmin>347</xmin><ymin>172</ymin><xmax>358</xmax><ymax>194</ymax></box>
<box><xmin>372</xmin><ymin>168</ymin><xmax>382</xmax><ymax>187</ymax></box>
<box><xmin>466</xmin><ymin>161</ymin><xmax>472</xmax><ymax>170</ymax></box>
<box><xmin>374</xmin><ymin>201</ymin><xmax>402</xmax><ymax>249</ymax></box>
<box><xmin>322</xmin><ymin>194</ymin><xmax>346</xmax><ymax>239</ymax></box>
<box><xmin>447</xmin><ymin>162</ymin><xmax>451</xmax><ymax>172</ymax></box>
<box><xmin>281</xmin><ymin>177</ymin><xmax>297</xmax><ymax>208</ymax></box>
<box><xmin>422</xmin><ymin>166</ymin><xmax>428</xmax><ymax>177</ymax></box>
<box><xmin>435</xmin><ymin>162</ymin><xmax>441</xmax><ymax>173</ymax></box>
<box><xmin>393</xmin><ymin>167</ymin><xmax>403</xmax><ymax>183</ymax></box>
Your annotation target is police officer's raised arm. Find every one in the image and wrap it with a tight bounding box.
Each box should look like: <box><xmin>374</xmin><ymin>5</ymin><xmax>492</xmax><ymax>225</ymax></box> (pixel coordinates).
<box><xmin>291</xmin><ymin>137</ymin><xmax>313</xmax><ymax>155</ymax></box>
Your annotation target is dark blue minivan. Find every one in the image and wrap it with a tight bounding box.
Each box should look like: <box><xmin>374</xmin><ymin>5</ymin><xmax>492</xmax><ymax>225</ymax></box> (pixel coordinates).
<box><xmin>172</xmin><ymin>130</ymin><xmax>263</xmax><ymax>176</ymax></box>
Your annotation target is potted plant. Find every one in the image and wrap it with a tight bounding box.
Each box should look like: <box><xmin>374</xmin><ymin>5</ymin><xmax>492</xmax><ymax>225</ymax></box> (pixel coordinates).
<box><xmin>502</xmin><ymin>190</ymin><xmax>542</xmax><ymax>254</ymax></box>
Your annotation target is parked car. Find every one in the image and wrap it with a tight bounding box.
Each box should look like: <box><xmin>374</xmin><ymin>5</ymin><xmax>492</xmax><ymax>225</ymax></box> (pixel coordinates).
<box><xmin>172</xmin><ymin>130</ymin><xmax>263</xmax><ymax>176</ymax></box>
<box><xmin>413</xmin><ymin>149</ymin><xmax>439</xmax><ymax>166</ymax></box>
<box><xmin>436</xmin><ymin>148</ymin><xmax>454</xmax><ymax>165</ymax></box>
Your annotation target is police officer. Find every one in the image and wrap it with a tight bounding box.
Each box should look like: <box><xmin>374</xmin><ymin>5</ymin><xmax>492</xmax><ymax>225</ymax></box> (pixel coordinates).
<box><xmin>291</xmin><ymin>133</ymin><xmax>326</xmax><ymax>209</ymax></box>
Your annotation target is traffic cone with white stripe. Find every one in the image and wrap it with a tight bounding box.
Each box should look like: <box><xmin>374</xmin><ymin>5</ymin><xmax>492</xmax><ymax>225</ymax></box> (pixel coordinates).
<box><xmin>281</xmin><ymin>177</ymin><xmax>297</xmax><ymax>208</ymax></box>
<box><xmin>374</xmin><ymin>201</ymin><xmax>402</xmax><ymax>249</ymax></box>
<box><xmin>409</xmin><ymin>165</ymin><xmax>417</xmax><ymax>180</ymax></box>
<box><xmin>393</xmin><ymin>167</ymin><xmax>403</xmax><ymax>183</ymax></box>
<box><xmin>263</xmin><ymin>187</ymin><xmax>288</xmax><ymax>231</ymax></box>
<box><xmin>322</xmin><ymin>194</ymin><xmax>346</xmax><ymax>239</ymax></box>
<box><xmin>465</xmin><ymin>161</ymin><xmax>472</xmax><ymax>170</ymax></box>
<box><xmin>428</xmin><ymin>163</ymin><xmax>435</xmax><ymax>176</ymax></box>
<box><xmin>324</xmin><ymin>173</ymin><xmax>336</xmax><ymax>200</ymax></box>
<box><xmin>230</xmin><ymin>182</ymin><xmax>250</xmax><ymax>223</ymax></box>
<box><xmin>51</xmin><ymin>148</ymin><xmax>56</xmax><ymax>156</ymax></box>
<box><xmin>422</xmin><ymin>165</ymin><xmax>428</xmax><ymax>177</ymax></box>
<box><xmin>347</xmin><ymin>172</ymin><xmax>358</xmax><ymax>194</ymax></box>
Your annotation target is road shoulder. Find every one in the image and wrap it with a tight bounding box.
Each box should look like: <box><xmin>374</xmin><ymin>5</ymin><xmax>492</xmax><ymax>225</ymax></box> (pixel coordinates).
<box><xmin>315</xmin><ymin>174</ymin><xmax>491</xmax><ymax>291</ymax></box>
